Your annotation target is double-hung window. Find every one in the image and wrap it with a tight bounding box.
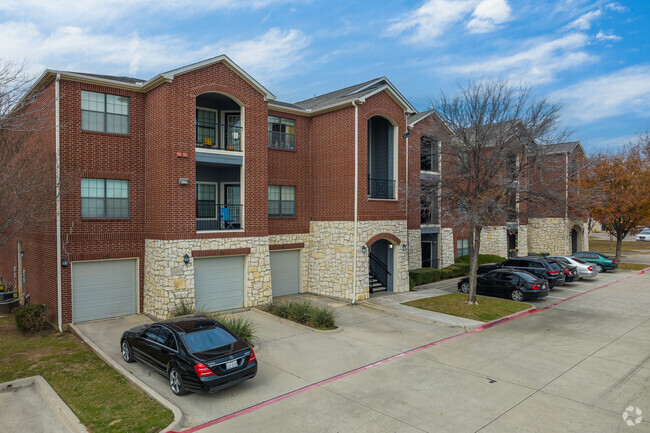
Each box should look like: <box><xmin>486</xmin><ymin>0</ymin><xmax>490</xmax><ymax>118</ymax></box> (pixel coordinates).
<box><xmin>456</xmin><ymin>238</ymin><xmax>469</xmax><ymax>258</ymax></box>
<box><xmin>81</xmin><ymin>178</ymin><xmax>129</xmax><ymax>219</ymax></box>
<box><xmin>81</xmin><ymin>90</ymin><xmax>129</xmax><ymax>134</ymax></box>
<box><xmin>268</xmin><ymin>185</ymin><xmax>295</xmax><ymax>217</ymax></box>
<box><xmin>420</xmin><ymin>137</ymin><xmax>439</xmax><ymax>172</ymax></box>
<box><xmin>268</xmin><ymin>116</ymin><xmax>295</xmax><ymax>150</ymax></box>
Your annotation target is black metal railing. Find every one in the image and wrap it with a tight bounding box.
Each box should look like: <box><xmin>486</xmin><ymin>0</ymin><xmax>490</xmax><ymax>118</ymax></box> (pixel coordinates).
<box><xmin>196</xmin><ymin>202</ymin><xmax>242</xmax><ymax>231</ymax></box>
<box><xmin>268</xmin><ymin>131</ymin><xmax>295</xmax><ymax>150</ymax></box>
<box><xmin>369</xmin><ymin>252</ymin><xmax>391</xmax><ymax>293</ymax></box>
<box><xmin>368</xmin><ymin>176</ymin><xmax>396</xmax><ymax>199</ymax></box>
<box><xmin>195</xmin><ymin>121</ymin><xmax>242</xmax><ymax>151</ymax></box>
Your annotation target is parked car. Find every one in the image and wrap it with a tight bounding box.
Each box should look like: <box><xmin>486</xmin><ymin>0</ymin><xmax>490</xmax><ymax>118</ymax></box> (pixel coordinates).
<box><xmin>636</xmin><ymin>230</ymin><xmax>650</xmax><ymax>241</ymax></box>
<box><xmin>479</xmin><ymin>256</ymin><xmax>566</xmax><ymax>288</ymax></box>
<box><xmin>547</xmin><ymin>258</ymin><xmax>578</xmax><ymax>283</ymax></box>
<box><xmin>120</xmin><ymin>315</ymin><xmax>257</xmax><ymax>396</ymax></box>
<box><xmin>572</xmin><ymin>251</ymin><xmax>618</xmax><ymax>272</ymax></box>
<box><xmin>458</xmin><ymin>269</ymin><xmax>549</xmax><ymax>301</ymax></box>
<box><xmin>547</xmin><ymin>255</ymin><xmax>598</xmax><ymax>280</ymax></box>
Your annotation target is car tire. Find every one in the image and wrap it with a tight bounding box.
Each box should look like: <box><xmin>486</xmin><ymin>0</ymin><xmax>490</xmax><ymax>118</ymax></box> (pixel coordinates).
<box><xmin>510</xmin><ymin>289</ymin><xmax>524</xmax><ymax>302</ymax></box>
<box><xmin>169</xmin><ymin>367</ymin><xmax>187</xmax><ymax>396</ymax></box>
<box><xmin>597</xmin><ymin>264</ymin><xmax>605</xmax><ymax>273</ymax></box>
<box><xmin>459</xmin><ymin>282</ymin><xmax>470</xmax><ymax>294</ymax></box>
<box><xmin>121</xmin><ymin>340</ymin><xmax>135</xmax><ymax>363</ymax></box>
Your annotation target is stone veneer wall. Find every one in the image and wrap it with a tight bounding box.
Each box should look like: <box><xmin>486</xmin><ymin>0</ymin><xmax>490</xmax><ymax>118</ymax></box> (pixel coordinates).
<box><xmin>308</xmin><ymin>220</ymin><xmax>409</xmax><ymax>302</ymax></box>
<box><xmin>527</xmin><ymin>218</ymin><xmax>570</xmax><ymax>255</ymax></box>
<box><xmin>440</xmin><ymin>228</ymin><xmax>455</xmax><ymax>267</ymax></box>
<box><xmin>517</xmin><ymin>225</ymin><xmax>528</xmax><ymax>257</ymax></box>
<box><xmin>407</xmin><ymin>229</ymin><xmax>422</xmax><ymax>270</ymax></box>
<box><xmin>144</xmin><ymin>236</ymin><xmax>271</xmax><ymax>319</ymax></box>
<box><xmin>480</xmin><ymin>226</ymin><xmax>507</xmax><ymax>257</ymax></box>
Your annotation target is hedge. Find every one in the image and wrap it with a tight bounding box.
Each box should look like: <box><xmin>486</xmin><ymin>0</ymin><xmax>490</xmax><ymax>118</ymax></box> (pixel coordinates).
<box><xmin>454</xmin><ymin>254</ymin><xmax>506</xmax><ymax>265</ymax></box>
<box><xmin>410</xmin><ymin>254</ymin><xmax>506</xmax><ymax>289</ymax></box>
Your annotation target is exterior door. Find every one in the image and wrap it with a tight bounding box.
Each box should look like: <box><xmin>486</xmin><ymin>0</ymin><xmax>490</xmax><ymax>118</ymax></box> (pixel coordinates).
<box><xmin>226</xmin><ymin>114</ymin><xmax>241</xmax><ymax>150</ymax></box>
<box><xmin>225</xmin><ymin>184</ymin><xmax>241</xmax><ymax>228</ymax></box>
<box><xmin>270</xmin><ymin>250</ymin><xmax>300</xmax><ymax>297</ymax></box>
<box><xmin>571</xmin><ymin>229</ymin><xmax>578</xmax><ymax>253</ymax></box>
<box><xmin>421</xmin><ymin>241</ymin><xmax>432</xmax><ymax>268</ymax></box>
<box><xmin>194</xmin><ymin>256</ymin><xmax>245</xmax><ymax>312</ymax></box>
<box><xmin>196</xmin><ymin>183</ymin><xmax>217</xmax><ymax>231</ymax></box>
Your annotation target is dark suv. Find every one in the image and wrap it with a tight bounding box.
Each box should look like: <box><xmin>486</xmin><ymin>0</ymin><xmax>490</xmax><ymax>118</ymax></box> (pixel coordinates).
<box><xmin>479</xmin><ymin>257</ymin><xmax>566</xmax><ymax>288</ymax></box>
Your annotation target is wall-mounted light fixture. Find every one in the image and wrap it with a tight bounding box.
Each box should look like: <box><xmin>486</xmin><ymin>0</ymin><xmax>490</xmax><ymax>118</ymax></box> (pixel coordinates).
<box><xmin>183</xmin><ymin>254</ymin><xmax>190</xmax><ymax>265</ymax></box>
<box><xmin>179</xmin><ymin>178</ymin><xmax>189</xmax><ymax>185</ymax></box>
<box><xmin>388</xmin><ymin>243</ymin><xmax>393</xmax><ymax>249</ymax></box>
<box><xmin>20</xmin><ymin>251</ymin><xmax>24</xmax><ymax>258</ymax></box>
<box><xmin>61</xmin><ymin>258</ymin><xmax>70</xmax><ymax>268</ymax></box>
<box><xmin>361</xmin><ymin>246</ymin><xmax>367</xmax><ymax>254</ymax></box>
<box><xmin>402</xmin><ymin>244</ymin><xmax>407</xmax><ymax>252</ymax></box>
<box><xmin>402</xmin><ymin>130</ymin><xmax>410</xmax><ymax>139</ymax></box>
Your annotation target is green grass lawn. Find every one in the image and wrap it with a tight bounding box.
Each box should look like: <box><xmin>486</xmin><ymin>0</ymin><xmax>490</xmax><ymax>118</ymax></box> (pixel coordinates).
<box><xmin>589</xmin><ymin>237</ymin><xmax>650</xmax><ymax>254</ymax></box>
<box><xmin>618</xmin><ymin>263</ymin><xmax>649</xmax><ymax>271</ymax></box>
<box><xmin>403</xmin><ymin>293</ymin><xmax>531</xmax><ymax>322</ymax></box>
<box><xmin>0</xmin><ymin>317</ymin><xmax>173</xmax><ymax>433</ymax></box>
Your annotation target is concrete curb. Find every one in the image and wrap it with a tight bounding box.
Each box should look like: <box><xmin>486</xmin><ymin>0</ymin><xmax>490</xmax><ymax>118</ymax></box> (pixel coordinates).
<box><xmin>359</xmin><ymin>301</ymin><xmax>478</xmax><ymax>332</ymax></box>
<box><xmin>69</xmin><ymin>324</ymin><xmax>184</xmax><ymax>433</ymax></box>
<box><xmin>1</xmin><ymin>375</ymin><xmax>88</xmax><ymax>433</ymax></box>
<box><xmin>250</xmin><ymin>308</ymin><xmax>344</xmax><ymax>334</ymax></box>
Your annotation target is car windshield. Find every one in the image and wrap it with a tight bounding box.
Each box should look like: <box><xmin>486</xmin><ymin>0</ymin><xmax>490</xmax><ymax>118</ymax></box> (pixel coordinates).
<box><xmin>515</xmin><ymin>272</ymin><xmax>537</xmax><ymax>282</ymax></box>
<box><xmin>571</xmin><ymin>257</ymin><xmax>587</xmax><ymax>264</ymax></box>
<box><xmin>182</xmin><ymin>328</ymin><xmax>237</xmax><ymax>353</ymax></box>
<box><xmin>641</xmin><ymin>231</ymin><xmax>650</xmax><ymax>235</ymax></box>
<box><xmin>548</xmin><ymin>262</ymin><xmax>562</xmax><ymax>271</ymax></box>
<box><xmin>598</xmin><ymin>253</ymin><xmax>611</xmax><ymax>258</ymax></box>
<box><xmin>552</xmin><ymin>257</ymin><xmax>570</xmax><ymax>265</ymax></box>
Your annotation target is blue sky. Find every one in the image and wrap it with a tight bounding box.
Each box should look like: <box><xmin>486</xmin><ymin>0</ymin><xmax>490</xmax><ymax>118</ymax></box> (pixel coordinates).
<box><xmin>1</xmin><ymin>0</ymin><xmax>648</xmax><ymax>153</ymax></box>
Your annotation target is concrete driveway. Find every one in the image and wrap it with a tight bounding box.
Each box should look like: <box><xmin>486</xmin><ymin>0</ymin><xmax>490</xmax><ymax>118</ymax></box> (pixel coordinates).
<box><xmin>73</xmin><ymin>298</ymin><xmax>462</xmax><ymax>429</ymax></box>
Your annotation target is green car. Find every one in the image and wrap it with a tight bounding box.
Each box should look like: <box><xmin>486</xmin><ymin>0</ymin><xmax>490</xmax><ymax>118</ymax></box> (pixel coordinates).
<box><xmin>572</xmin><ymin>251</ymin><xmax>618</xmax><ymax>272</ymax></box>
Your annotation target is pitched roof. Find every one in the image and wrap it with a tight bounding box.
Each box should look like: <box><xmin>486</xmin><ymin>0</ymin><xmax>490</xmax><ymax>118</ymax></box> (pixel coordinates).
<box><xmin>544</xmin><ymin>141</ymin><xmax>582</xmax><ymax>155</ymax></box>
<box><xmin>67</xmin><ymin>72</ymin><xmax>144</xmax><ymax>84</ymax></box>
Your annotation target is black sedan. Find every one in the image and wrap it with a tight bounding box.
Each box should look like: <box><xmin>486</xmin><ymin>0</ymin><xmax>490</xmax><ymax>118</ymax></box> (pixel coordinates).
<box><xmin>547</xmin><ymin>258</ymin><xmax>578</xmax><ymax>283</ymax></box>
<box><xmin>458</xmin><ymin>269</ymin><xmax>549</xmax><ymax>301</ymax></box>
<box><xmin>120</xmin><ymin>315</ymin><xmax>257</xmax><ymax>396</ymax></box>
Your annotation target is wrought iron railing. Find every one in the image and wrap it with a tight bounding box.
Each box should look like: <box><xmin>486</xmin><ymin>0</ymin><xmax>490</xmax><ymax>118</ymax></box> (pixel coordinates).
<box><xmin>195</xmin><ymin>121</ymin><xmax>242</xmax><ymax>151</ymax></box>
<box><xmin>268</xmin><ymin>131</ymin><xmax>295</xmax><ymax>150</ymax></box>
<box><xmin>368</xmin><ymin>176</ymin><xmax>396</xmax><ymax>199</ymax></box>
<box><xmin>369</xmin><ymin>252</ymin><xmax>391</xmax><ymax>293</ymax></box>
<box><xmin>196</xmin><ymin>202</ymin><xmax>242</xmax><ymax>231</ymax></box>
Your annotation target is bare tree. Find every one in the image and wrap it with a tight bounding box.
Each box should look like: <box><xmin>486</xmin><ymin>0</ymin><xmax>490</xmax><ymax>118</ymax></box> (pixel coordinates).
<box><xmin>0</xmin><ymin>60</ymin><xmax>58</xmax><ymax>250</ymax></box>
<box><xmin>429</xmin><ymin>79</ymin><xmax>571</xmax><ymax>304</ymax></box>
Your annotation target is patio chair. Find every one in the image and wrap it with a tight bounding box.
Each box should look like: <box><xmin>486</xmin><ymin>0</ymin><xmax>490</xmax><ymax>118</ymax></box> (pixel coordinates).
<box><xmin>220</xmin><ymin>207</ymin><xmax>234</xmax><ymax>229</ymax></box>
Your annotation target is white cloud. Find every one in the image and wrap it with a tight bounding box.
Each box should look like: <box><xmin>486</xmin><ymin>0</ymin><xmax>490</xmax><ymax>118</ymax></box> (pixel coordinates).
<box><xmin>566</xmin><ymin>9</ymin><xmax>601</xmax><ymax>30</ymax></box>
<box><xmin>467</xmin><ymin>0</ymin><xmax>512</xmax><ymax>34</ymax></box>
<box><xmin>388</xmin><ymin>0</ymin><xmax>511</xmax><ymax>44</ymax></box>
<box><xmin>447</xmin><ymin>33</ymin><xmax>595</xmax><ymax>84</ymax></box>
<box><xmin>605</xmin><ymin>2</ymin><xmax>627</xmax><ymax>13</ymax></box>
<box><xmin>552</xmin><ymin>66</ymin><xmax>650</xmax><ymax>123</ymax></box>
<box><xmin>595</xmin><ymin>29</ymin><xmax>622</xmax><ymax>42</ymax></box>
<box><xmin>0</xmin><ymin>22</ymin><xmax>310</xmax><ymax>83</ymax></box>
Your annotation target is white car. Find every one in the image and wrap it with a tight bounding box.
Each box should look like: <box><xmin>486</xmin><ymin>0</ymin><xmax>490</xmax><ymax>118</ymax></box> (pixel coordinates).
<box><xmin>636</xmin><ymin>230</ymin><xmax>650</xmax><ymax>241</ymax></box>
<box><xmin>548</xmin><ymin>255</ymin><xmax>599</xmax><ymax>279</ymax></box>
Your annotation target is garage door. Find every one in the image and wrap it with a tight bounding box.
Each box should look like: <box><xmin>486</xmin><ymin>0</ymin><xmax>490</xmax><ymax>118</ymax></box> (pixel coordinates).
<box><xmin>72</xmin><ymin>259</ymin><xmax>137</xmax><ymax>323</ymax></box>
<box><xmin>194</xmin><ymin>256</ymin><xmax>245</xmax><ymax>312</ymax></box>
<box><xmin>270</xmin><ymin>250</ymin><xmax>300</xmax><ymax>297</ymax></box>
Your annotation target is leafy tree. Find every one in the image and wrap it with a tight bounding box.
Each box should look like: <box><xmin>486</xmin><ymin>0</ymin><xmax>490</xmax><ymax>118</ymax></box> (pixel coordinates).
<box><xmin>579</xmin><ymin>138</ymin><xmax>650</xmax><ymax>264</ymax></box>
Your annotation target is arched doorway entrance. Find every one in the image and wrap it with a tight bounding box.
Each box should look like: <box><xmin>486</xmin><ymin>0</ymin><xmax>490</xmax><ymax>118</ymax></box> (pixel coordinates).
<box><xmin>571</xmin><ymin>227</ymin><xmax>580</xmax><ymax>253</ymax></box>
<box><xmin>368</xmin><ymin>239</ymin><xmax>394</xmax><ymax>294</ymax></box>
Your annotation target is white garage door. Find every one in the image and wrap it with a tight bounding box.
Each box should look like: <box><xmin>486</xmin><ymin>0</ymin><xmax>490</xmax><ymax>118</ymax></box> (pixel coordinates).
<box><xmin>72</xmin><ymin>259</ymin><xmax>138</xmax><ymax>323</ymax></box>
<box><xmin>194</xmin><ymin>256</ymin><xmax>245</xmax><ymax>312</ymax></box>
<box><xmin>270</xmin><ymin>250</ymin><xmax>300</xmax><ymax>297</ymax></box>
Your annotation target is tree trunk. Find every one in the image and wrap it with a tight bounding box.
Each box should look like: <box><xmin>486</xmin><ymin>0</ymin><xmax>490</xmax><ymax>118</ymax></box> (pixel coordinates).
<box><xmin>615</xmin><ymin>233</ymin><xmax>623</xmax><ymax>265</ymax></box>
<box><xmin>467</xmin><ymin>224</ymin><xmax>482</xmax><ymax>305</ymax></box>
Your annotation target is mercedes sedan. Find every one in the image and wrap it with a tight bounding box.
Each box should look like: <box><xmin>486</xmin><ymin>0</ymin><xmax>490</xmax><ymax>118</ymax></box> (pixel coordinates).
<box><xmin>458</xmin><ymin>269</ymin><xmax>549</xmax><ymax>301</ymax></box>
<box><xmin>120</xmin><ymin>315</ymin><xmax>257</xmax><ymax>396</ymax></box>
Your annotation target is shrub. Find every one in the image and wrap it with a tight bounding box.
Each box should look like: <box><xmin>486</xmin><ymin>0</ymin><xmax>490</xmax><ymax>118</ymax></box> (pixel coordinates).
<box><xmin>212</xmin><ymin>314</ymin><xmax>258</xmax><ymax>346</ymax></box>
<box><xmin>14</xmin><ymin>304</ymin><xmax>51</xmax><ymax>332</ymax></box>
<box><xmin>454</xmin><ymin>254</ymin><xmax>506</xmax><ymax>265</ymax></box>
<box><xmin>309</xmin><ymin>306</ymin><xmax>336</xmax><ymax>329</ymax></box>
<box><xmin>169</xmin><ymin>299</ymin><xmax>198</xmax><ymax>317</ymax></box>
<box><xmin>264</xmin><ymin>300</ymin><xmax>336</xmax><ymax>330</ymax></box>
<box><xmin>287</xmin><ymin>300</ymin><xmax>312</xmax><ymax>324</ymax></box>
<box><xmin>409</xmin><ymin>263</ymin><xmax>471</xmax><ymax>289</ymax></box>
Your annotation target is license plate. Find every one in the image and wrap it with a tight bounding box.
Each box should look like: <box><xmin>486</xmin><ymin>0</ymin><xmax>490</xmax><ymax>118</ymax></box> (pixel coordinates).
<box><xmin>225</xmin><ymin>360</ymin><xmax>237</xmax><ymax>370</ymax></box>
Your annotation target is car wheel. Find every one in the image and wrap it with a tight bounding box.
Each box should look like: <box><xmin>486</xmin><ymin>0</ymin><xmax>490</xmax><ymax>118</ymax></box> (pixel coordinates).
<box><xmin>459</xmin><ymin>282</ymin><xmax>470</xmax><ymax>294</ymax></box>
<box><xmin>169</xmin><ymin>367</ymin><xmax>187</xmax><ymax>396</ymax></box>
<box><xmin>510</xmin><ymin>289</ymin><xmax>524</xmax><ymax>302</ymax></box>
<box><xmin>121</xmin><ymin>340</ymin><xmax>135</xmax><ymax>363</ymax></box>
<box><xmin>597</xmin><ymin>264</ymin><xmax>605</xmax><ymax>273</ymax></box>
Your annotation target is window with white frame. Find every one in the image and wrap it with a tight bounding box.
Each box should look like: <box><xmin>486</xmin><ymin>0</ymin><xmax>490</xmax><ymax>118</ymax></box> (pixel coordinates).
<box><xmin>268</xmin><ymin>116</ymin><xmax>295</xmax><ymax>150</ymax></box>
<box><xmin>268</xmin><ymin>185</ymin><xmax>296</xmax><ymax>217</ymax></box>
<box><xmin>456</xmin><ymin>238</ymin><xmax>469</xmax><ymax>258</ymax></box>
<box><xmin>81</xmin><ymin>178</ymin><xmax>129</xmax><ymax>218</ymax></box>
<box><xmin>81</xmin><ymin>91</ymin><xmax>129</xmax><ymax>134</ymax></box>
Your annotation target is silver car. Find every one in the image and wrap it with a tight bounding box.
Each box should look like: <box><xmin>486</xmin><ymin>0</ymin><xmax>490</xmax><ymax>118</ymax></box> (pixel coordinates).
<box><xmin>548</xmin><ymin>256</ymin><xmax>599</xmax><ymax>280</ymax></box>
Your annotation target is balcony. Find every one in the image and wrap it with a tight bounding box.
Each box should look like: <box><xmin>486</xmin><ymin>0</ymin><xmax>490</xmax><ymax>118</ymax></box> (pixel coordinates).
<box><xmin>196</xmin><ymin>121</ymin><xmax>242</xmax><ymax>152</ymax></box>
<box><xmin>368</xmin><ymin>176</ymin><xmax>396</xmax><ymax>200</ymax></box>
<box><xmin>196</xmin><ymin>202</ymin><xmax>242</xmax><ymax>231</ymax></box>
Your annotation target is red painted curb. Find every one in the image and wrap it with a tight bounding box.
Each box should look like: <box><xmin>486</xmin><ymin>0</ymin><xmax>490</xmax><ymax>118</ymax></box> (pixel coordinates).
<box><xmin>171</xmin><ymin>268</ymin><xmax>649</xmax><ymax>433</ymax></box>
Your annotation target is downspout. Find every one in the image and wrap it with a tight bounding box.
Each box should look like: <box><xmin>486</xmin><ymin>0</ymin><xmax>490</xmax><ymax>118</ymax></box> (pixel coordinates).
<box><xmin>55</xmin><ymin>74</ymin><xmax>62</xmax><ymax>331</ymax></box>
<box><xmin>404</xmin><ymin>113</ymin><xmax>409</xmax><ymax>271</ymax></box>
<box><xmin>565</xmin><ymin>152</ymin><xmax>569</xmax><ymax>253</ymax></box>
<box><xmin>352</xmin><ymin>101</ymin><xmax>359</xmax><ymax>304</ymax></box>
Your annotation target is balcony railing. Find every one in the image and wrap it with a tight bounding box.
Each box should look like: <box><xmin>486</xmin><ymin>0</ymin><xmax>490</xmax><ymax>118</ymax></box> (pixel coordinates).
<box><xmin>196</xmin><ymin>121</ymin><xmax>242</xmax><ymax>151</ymax></box>
<box><xmin>268</xmin><ymin>131</ymin><xmax>295</xmax><ymax>150</ymax></box>
<box><xmin>368</xmin><ymin>176</ymin><xmax>396</xmax><ymax>199</ymax></box>
<box><xmin>196</xmin><ymin>202</ymin><xmax>242</xmax><ymax>231</ymax></box>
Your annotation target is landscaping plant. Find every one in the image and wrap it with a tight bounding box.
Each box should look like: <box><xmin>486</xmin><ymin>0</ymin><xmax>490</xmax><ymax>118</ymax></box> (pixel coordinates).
<box><xmin>14</xmin><ymin>304</ymin><xmax>51</xmax><ymax>332</ymax></box>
